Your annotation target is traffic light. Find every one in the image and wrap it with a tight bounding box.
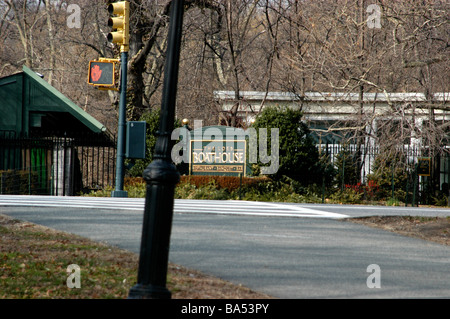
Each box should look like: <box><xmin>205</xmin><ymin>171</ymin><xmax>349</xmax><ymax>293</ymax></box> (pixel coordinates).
<box><xmin>87</xmin><ymin>58</ymin><xmax>119</xmax><ymax>89</ymax></box>
<box><xmin>107</xmin><ymin>1</ymin><xmax>130</xmax><ymax>52</ymax></box>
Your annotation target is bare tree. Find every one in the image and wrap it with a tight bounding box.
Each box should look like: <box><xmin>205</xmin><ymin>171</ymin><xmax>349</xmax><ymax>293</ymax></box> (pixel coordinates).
<box><xmin>3</xmin><ymin>0</ymin><xmax>46</xmax><ymax>69</ymax></box>
<box><xmin>1</xmin><ymin>0</ymin><xmax>447</xmax><ymax>140</ymax></box>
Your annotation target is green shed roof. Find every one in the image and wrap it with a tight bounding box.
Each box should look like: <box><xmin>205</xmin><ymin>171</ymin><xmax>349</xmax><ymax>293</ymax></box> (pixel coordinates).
<box><xmin>22</xmin><ymin>65</ymin><xmax>107</xmax><ymax>134</ymax></box>
<box><xmin>0</xmin><ymin>66</ymin><xmax>107</xmax><ymax>137</ymax></box>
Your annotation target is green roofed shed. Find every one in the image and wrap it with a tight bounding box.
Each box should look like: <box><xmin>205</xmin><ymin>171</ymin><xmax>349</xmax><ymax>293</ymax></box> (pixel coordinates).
<box><xmin>0</xmin><ymin>66</ymin><xmax>115</xmax><ymax>196</ymax></box>
<box><xmin>0</xmin><ymin>65</ymin><xmax>107</xmax><ymax>137</ymax></box>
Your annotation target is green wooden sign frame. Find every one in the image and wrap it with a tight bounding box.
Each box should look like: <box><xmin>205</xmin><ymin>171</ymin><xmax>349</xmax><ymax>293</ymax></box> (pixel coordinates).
<box><xmin>189</xmin><ymin>138</ymin><xmax>248</xmax><ymax>176</ymax></box>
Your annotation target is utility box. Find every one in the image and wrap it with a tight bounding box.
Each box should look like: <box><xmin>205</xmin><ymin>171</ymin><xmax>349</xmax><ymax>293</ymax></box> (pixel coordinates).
<box><xmin>126</xmin><ymin>121</ymin><xmax>146</xmax><ymax>159</ymax></box>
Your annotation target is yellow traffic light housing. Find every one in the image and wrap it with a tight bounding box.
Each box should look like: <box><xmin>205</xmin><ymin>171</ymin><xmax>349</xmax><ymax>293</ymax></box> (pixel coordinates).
<box><xmin>107</xmin><ymin>1</ymin><xmax>130</xmax><ymax>52</ymax></box>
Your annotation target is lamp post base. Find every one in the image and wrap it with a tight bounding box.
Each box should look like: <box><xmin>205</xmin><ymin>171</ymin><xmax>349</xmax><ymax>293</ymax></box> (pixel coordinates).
<box><xmin>111</xmin><ymin>190</ymin><xmax>128</xmax><ymax>198</ymax></box>
<box><xmin>128</xmin><ymin>284</ymin><xmax>171</xmax><ymax>299</ymax></box>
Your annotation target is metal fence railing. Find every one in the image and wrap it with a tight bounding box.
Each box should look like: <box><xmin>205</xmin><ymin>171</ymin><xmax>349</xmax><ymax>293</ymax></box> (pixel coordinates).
<box><xmin>0</xmin><ymin>131</ymin><xmax>116</xmax><ymax>196</ymax></box>
<box><xmin>317</xmin><ymin>141</ymin><xmax>450</xmax><ymax>205</ymax></box>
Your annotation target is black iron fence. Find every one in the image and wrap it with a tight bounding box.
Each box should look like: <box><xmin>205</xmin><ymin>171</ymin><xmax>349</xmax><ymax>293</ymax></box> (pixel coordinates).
<box><xmin>318</xmin><ymin>141</ymin><xmax>450</xmax><ymax>206</ymax></box>
<box><xmin>0</xmin><ymin>131</ymin><xmax>116</xmax><ymax>196</ymax></box>
<box><xmin>2</xmin><ymin>130</ymin><xmax>449</xmax><ymax>204</ymax></box>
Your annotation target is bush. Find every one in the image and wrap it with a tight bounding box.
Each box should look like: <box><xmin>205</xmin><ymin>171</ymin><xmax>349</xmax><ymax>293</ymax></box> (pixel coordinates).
<box><xmin>329</xmin><ymin>188</ymin><xmax>363</xmax><ymax>204</ymax></box>
<box><xmin>82</xmin><ymin>177</ymin><xmax>146</xmax><ymax>198</ymax></box>
<box><xmin>433</xmin><ymin>194</ymin><xmax>449</xmax><ymax>207</ymax></box>
<box><xmin>0</xmin><ymin>170</ymin><xmax>41</xmax><ymax>195</ymax></box>
<box><xmin>85</xmin><ymin>173</ymin><xmax>393</xmax><ymax>206</ymax></box>
<box><xmin>82</xmin><ymin>186</ymin><xmax>114</xmax><ymax>197</ymax></box>
<box><xmin>367</xmin><ymin>152</ymin><xmax>410</xmax><ymax>201</ymax></box>
<box><xmin>118</xmin><ymin>175</ymin><xmax>327</xmax><ymax>203</ymax></box>
<box><xmin>344</xmin><ymin>180</ymin><xmax>380</xmax><ymax>201</ymax></box>
<box><xmin>175</xmin><ymin>176</ymin><xmax>261</xmax><ymax>200</ymax></box>
<box><xmin>179</xmin><ymin>175</ymin><xmax>266</xmax><ymax>191</ymax></box>
<box><xmin>251</xmin><ymin>106</ymin><xmax>323</xmax><ymax>186</ymax></box>
<box><xmin>386</xmin><ymin>197</ymin><xmax>401</xmax><ymax>206</ymax></box>
<box><xmin>334</xmin><ymin>144</ymin><xmax>361</xmax><ymax>188</ymax></box>
<box><xmin>175</xmin><ymin>180</ymin><xmax>230</xmax><ymax>200</ymax></box>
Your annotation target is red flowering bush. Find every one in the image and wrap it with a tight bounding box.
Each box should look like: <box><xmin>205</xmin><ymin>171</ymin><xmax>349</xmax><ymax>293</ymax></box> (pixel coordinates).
<box><xmin>179</xmin><ymin>175</ymin><xmax>267</xmax><ymax>192</ymax></box>
<box><xmin>344</xmin><ymin>180</ymin><xmax>380</xmax><ymax>200</ymax></box>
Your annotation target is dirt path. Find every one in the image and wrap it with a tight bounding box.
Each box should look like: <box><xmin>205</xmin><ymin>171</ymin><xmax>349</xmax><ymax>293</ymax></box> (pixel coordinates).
<box><xmin>348</xmin><ymin>216</ymin><xmax>450</xmax><ymax>246</ymax></box>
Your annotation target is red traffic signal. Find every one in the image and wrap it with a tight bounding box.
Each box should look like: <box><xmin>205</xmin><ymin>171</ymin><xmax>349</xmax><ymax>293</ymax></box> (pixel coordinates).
<box><xmin>87</xmin><ymin>61</ymin><xmax>116</xmax><ymax>87</ymax></box>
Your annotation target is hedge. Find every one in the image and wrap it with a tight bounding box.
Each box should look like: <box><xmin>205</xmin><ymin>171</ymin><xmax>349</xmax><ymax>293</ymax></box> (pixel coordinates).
<box><xmin>124</xmin><ymin>175</ymin><xmax>268</xmax><ymax>192</ymax></box>
<box><xmin>0</xmin><ymin>170</ymin><xmax>41</xmax><ymax>195</ymax></box>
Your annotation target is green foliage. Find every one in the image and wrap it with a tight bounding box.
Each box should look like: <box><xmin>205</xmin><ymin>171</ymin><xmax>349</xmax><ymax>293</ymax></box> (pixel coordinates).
<box><xmin>82</xmin><ymin>187</ymin><xmax>114</xmax><ymax>197</ymax></box>
<box><xmin>83</xmin><ymin>172</ymin><xmax>419</xmax><ymax>206</ymax></box>
<box><xmin>251</xmin><ymin>106</ymin><xmax>323</xmax><ymax>186</ymax></box>
<box><xmin>179</xmin><ymin>175</ymin><xmax>264</xmax><ymax>191</ymax></box>
<box><xmin>0</xmin><ymin>170</ymin><xmax>43</xmax><ymax>195</ymax></box>
<box><xmin>172</xmin><ymin>175</ymin><xmax>323</xmax><ymax>203</ymax></box>
<box><xmin>329</xmin><ymin>188</ymin><xmax>364</xmax><ymax>204</ymax></box>
<box><xmin>318</xmin><ymin>152</ymin><xmax>337</xmax><ymax>192</ymax></box>
<box><xmin>334</xmin><ymin>144</ymin><xmax>361</xmax><ymax>188</ymax></box>
<box><xmin>386</xmin><ymin>197</ymin><xmax>401</xmax><ymax>206</ymax></box>
<box><xmin>367</xmin><ymin>153</ymin><xmax>409</xmax><ymax>201</ymax></box>
<box><xmin>82</xmin><ymin>177</ymin><xmax>146</xmax><ymax>198</ymax></box>
<box><xmin>175</xmin><ymin>180</ymin><xmax>230</xmax><ymax>200</ymax></box>
<box><xmin>343</xmin><ymin>180</ymin><xmax>381</xmax><ymax>202</ymax></box>
<box><xmin>433</xmin><ymin>194</ymin><xmax>449</xmax><ymax>207</ymax></box>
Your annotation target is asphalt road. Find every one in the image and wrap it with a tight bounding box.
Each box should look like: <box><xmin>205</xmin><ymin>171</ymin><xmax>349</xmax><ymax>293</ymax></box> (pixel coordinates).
<box><xmin>1</xmin><ymin>197</ymin><xmax>450</xmax><ymax>299</ymax></box>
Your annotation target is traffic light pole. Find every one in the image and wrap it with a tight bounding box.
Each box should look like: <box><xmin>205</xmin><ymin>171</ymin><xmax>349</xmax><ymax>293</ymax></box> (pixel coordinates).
<box><xmin>128</xmin><ymin>0</ymin><xmax>184</xmax><ymax>299</ymax></box>
<box><xmin>107</xmin><ymin>1</ymin><xmax>130</xmax><ymax>198</ymax></box>
<box><xmin>112</xmin><ymin>51</ymin><xmax>129</xmax><ymax>198</ymax></box>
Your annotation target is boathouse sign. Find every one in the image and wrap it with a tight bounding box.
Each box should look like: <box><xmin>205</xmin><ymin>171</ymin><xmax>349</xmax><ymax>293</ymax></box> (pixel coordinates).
<box><xmin>189</xmin><ymin>126</ymin><xmax>249</xmax><ymax>177</ymax></box>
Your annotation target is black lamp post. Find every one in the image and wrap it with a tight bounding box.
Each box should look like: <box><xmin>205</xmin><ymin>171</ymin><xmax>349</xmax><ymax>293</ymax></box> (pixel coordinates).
<box><xmin>128</xmin><ymin>0</ymin><xmax>184</xmax><ymax>299</ymax></box>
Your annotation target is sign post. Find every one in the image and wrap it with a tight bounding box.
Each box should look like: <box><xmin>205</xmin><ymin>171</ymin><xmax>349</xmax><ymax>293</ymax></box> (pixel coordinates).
<box><xmin>111</xmin><ymin>50</ymin><xmax>129</xmax><ymax>198</ymax></box>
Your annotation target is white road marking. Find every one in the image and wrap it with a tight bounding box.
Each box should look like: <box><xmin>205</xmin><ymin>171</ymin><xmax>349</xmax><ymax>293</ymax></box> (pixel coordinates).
<box><xmin>242</xmin><ymin>233</ymin><xmax>308</xmax><ymax>239</ymax></box>
<box><xmin>0</xmin><ymin>195</ymin><xmax>349</xmax><ymax>219</ymax></box>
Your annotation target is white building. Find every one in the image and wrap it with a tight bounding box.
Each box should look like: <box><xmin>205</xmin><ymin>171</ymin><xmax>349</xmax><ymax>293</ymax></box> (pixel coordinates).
<box><xmin>215</xmin><ymin>91</ymin><xmax>450</xmax><ymax>188</ymax></box>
